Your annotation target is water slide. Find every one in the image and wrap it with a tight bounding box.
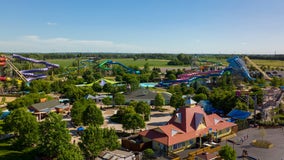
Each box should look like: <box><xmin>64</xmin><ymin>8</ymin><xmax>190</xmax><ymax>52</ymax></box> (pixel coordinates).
<box><xmin>0</xmin><ymin>56</ymin><xmax>11</xmax><ymax>81</ymax></box>
<box><xmin>227</xmin><ymin>56</ymin><xmax>255</xmax><ymax>81</ymax></box>
<box><xmin>98</xmin><ymin>60</ymin><xmax>140</xmax><ymax>74</ymax></box>
<box><xmin>12</xmin><ymin>54</ymin><xmax>59</xmax><ymax>81</ymax></box>
<box><xmin>159</xmin><ymin>68</ymin><xmax>232</xmax><ymax>87</ymax></box>
<box><xmin>244</xmin><ymin>56</ymin><xmax>272</xmax><ymax>80</ymax></box>
<box><xmin>159</xmin><ymin>56</ymin><xmax>255</xmax><ymax>87</ymax></box>
<box><xmin>12</xmin><ymin>54</ymin><xmax>59</xmax><ymax>68</ymax></box>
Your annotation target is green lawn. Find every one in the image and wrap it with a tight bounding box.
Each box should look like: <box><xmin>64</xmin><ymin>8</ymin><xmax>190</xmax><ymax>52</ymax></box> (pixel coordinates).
<box><xmin>99</xmin><ymin>58</ymin><xmax>170</xmax><ymax>68</ymax></box>
<box><xmin>0</xmin><ymin>138</ymin><xmax>36</xmax><ymax>160</ymax></box>
<box><xmin>47</xmin><ymin>59</ymin><xmax>76</xmax><ymax>67</ymax></box>
<box><xmin>251</xmin><ymin>59</ymin><xmax>284</xmax><ymax>68</ymax></box>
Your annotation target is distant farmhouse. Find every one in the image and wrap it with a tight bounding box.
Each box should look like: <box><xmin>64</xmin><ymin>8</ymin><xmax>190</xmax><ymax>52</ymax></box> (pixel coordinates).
<box><xmin>124</xmin><ymin>88</ymin><xmax>171</xmax><ymax>105</ymax></box>
<box><xmin>123</xmin><ymin>105</ymin><xmax>237</xmax><ymax>154</ymax></box>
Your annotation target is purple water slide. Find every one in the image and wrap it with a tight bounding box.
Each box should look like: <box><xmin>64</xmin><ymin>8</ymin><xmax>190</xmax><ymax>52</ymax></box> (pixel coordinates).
<box><xmin>12</xmin><ymin>54</ymin><xmax>59</xmax><ymax>68</ymax></box>
<box><xmin>26</xmin><ymin>75</ymin><xmax>48</xmax><ymax>82</ymax></box>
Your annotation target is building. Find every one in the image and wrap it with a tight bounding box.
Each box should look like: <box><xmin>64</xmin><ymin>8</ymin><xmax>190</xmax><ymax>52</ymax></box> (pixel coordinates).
<box><xmin>138</xmin><ymin>105</ymin><xmax>237</xmax><ymax>154</ymax></box>
<box><xmin>85</xmin><ymin>94</ymin><xmax>111</xmax><ymax>104</ymax></box>
<box><xmin>29</xmin><ymin>99</ymin><xmax>70</xmax><ymax>121</ymax></box>
<box><xmin>124</xmin><ymin>88</ymin><xmax>171</xmax><ymax>105</ymax></box>
<box><xmin>98</xmin><ymin>149</ymin><xmax>136</xmax><ymax>160</ymax></box>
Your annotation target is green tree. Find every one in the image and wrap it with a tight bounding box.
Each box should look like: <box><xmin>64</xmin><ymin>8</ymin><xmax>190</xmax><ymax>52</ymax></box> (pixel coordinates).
<box><xmin>134</xmin><ymin>101</ymin><xmax>151</xmax><ymax>121</ymax></box>
<box><xmin>82</xmin><ymin>104</ymin><xmax>104</xmax><ymax>126</ymax></box>
<box><xmin>218</xmin><ymin>145</ymin><xmax>236</xmax><ymax>160</ymax></box>
<box><xmin>143</xmin><ymin>148</ymin><xmax>155</xmax><ymax>160</ymax></box>
<box><xmin>71</xmin><ymin>99</ymin><xmax>92</xmax><ymax>125</ymax></box>
<box><xmin>103</xmin><ymin>83</ymin><xmax>114</xmax><ymax>93</ymax></box>
<box><xmin>170</xmin><ymin>92</ymin><xmax>185</xmax><ymax>109</ymax></box>
<box><xmin>102</xmin><ymin>127</ymin><xmax>120</xmax><ymax>150</ymax></box>
<box><xmin>82</xmin><ymin>69</ymin><xmax>95</xmax><ymax>83</ymax></box>
<box><xmin>235</xmin><ymin>99</ymin><xmax>249</xmax><ymax>111</ymax></box>
<box><xmin>38</xmin><ymin>112</ymin><xmax>71</xmax><ymax>159</ymax></box>
<box><xmin>192</xmin><ymin>93</ymin><xmax>208</xmax><ymax>102</ymax></box>
<box><xmin>114</xmin><ymin>93</ymin><xmax>125</xmax><ymax>105</ymax></box>
<box><xmin>4</xmin><ymin>108</ymin><xmax>39</xmax><ymax>149</ymax></box>
<box><xmin>196</xmin><ymin>86</ymin><xmax>210</xmax><ymax>97</ymax></box>
<box><xmin>57</xmin><ymin>144</ymin><xmax>84</xmax><ymax>160</ymax></box>
<box><xmin>102</xmin><ymin>97</ymin><xmax>112</xmax><ymax>105</ymax></box>
<box><xmin>154</xmin><ymin>93</ymin><xmax>165</xmax><ymax>108</ymax></box>
<box><xmin>122</xmin><ymin>113</ymin><xmax>145</xmax><ymax>132</ymax></box>
<box><xmin>79</xmin><ymin>125</ymin><xmax>105</xmax><ymax>159</ymax></box>
<box><xmin>92</xmin><ymin>82</ymin><xmax>102</xmax><ymax>92</ymax></box>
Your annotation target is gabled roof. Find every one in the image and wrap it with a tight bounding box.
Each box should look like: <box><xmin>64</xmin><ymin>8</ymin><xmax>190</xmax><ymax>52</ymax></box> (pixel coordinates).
<box><xmin>140</xmin><ymin>105</ymin><xmax>237</xmax><ymax>146</ymax></box>
<box><xmin>168</xmin><ymin>106</ymin><xmax>213</xmax><ymax>133</ymax></box>
<box><xmin>30</xmin><ymin>99</ymin><xmax>60</xmax><ymax>112</ymax></box>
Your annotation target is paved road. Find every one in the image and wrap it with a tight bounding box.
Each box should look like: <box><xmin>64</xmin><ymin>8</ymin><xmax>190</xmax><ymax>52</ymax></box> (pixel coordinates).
<box><xmin>223</xmin><ymin>127</ymin><xmax>284</xmax><ymax>160</ymax></box>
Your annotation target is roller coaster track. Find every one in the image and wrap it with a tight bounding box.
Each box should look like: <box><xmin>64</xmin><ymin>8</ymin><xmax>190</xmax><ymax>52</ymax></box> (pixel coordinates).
<box><xmin>5</xmin><ymin>59</ymin><xmax>28</xmax><ymax>82</ymax></box>
<box><xmin>244</xmin><ymin>56</ymin><xmax>272</xmax><ymax>80</ymax></box>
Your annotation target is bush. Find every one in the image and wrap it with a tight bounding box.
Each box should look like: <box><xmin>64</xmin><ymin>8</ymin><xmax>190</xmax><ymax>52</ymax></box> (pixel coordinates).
<box><xmin>251</xmin><ymin>139</ymin><xmax>273</xmax><ymax>148</ymax></box>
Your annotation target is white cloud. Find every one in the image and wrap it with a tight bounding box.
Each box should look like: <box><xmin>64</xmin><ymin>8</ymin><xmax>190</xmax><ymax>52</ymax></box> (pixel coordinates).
<box><xmin>0</xmin><ymin>35</ymin><xmax>144</xmax><ymax>53</ymax></box>
<box><xmin>47</xmin><ymin>22</ymin><xmax>57</xmax><ymax>26</ymax></box>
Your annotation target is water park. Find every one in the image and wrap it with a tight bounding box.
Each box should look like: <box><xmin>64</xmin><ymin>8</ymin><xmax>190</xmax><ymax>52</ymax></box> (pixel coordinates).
<box><xmin>0</xmin><ymin>53</ymin><xmax>283</xmax><ymax>160</ymax></box>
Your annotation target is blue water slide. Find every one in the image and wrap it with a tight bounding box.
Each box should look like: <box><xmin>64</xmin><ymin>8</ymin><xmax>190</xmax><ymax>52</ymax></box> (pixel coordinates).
<box><xmin>227</xmin><ymin>56</ymin><xmax>255</xmax><ymax>81</ymax></box>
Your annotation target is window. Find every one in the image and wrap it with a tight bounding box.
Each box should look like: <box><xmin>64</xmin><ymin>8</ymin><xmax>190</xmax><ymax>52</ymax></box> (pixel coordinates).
<box><xmin>189</xmin><ymin>139</ymin><xmax>194</xmax><ymax>145</ymax></box>
<box><xmin>173</xmin><ymin>142</ymin><xmax>185</xmax><ymax>150</ymax></box>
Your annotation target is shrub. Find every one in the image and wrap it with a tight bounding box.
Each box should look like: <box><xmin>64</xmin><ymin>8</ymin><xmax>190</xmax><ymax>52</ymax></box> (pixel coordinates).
<box><xmin>251</xmin><ymin>139</ymin><xmax>273</xmax><ymax>148</ymax></box>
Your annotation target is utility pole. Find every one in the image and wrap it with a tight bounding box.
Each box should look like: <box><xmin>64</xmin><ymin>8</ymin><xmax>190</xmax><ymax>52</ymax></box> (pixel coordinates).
<box><xmin>254</xmin><ymin>95</ymin><xmax>257</xmax><ymax>126</ymax></box>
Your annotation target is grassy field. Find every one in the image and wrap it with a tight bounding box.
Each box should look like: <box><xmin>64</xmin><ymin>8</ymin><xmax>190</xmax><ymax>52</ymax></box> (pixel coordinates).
<box><xmin>47</xmin><ymin>59</ymin><xmax>76</xmax><ymax>67</ymax></box>
<box><xmin>99</xmin><ymin>58</ymin><xmax>170</xmax><ymax>67</ymax></box>
<box><xmin>47</xmin><ymin>57</ymin><xmax>283</xmax><ymax>69</ymax></box>
<box><xmin>251</xmin><ymin>59</ymin><xmax>284</xmax><ymax>68</ymax></box>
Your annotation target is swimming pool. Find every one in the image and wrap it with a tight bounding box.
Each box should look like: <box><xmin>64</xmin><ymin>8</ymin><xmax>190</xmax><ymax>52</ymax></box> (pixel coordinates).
<box><xmin>139</xmin><ymin>82</ymin><xmax>158</xmax><ymax>88</ymax></box>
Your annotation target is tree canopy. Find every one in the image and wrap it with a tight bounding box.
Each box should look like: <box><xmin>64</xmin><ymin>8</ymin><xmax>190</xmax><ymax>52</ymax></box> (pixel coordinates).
<box><xmin>4</xmin><ymin>107</ymin><xmax>39</xmax><ymax>149</ymax></box>
<box><xmin>218</xmin><ymin>145</ymin><xmax>236</xmax><ymax>160</ymax></box>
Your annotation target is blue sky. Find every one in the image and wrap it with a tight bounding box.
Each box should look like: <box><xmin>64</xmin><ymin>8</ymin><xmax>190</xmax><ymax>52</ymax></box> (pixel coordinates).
<box><xmin>0</xmin><ymin>0</ymin><xmax>284</xmax><ymax>54</ymax></box>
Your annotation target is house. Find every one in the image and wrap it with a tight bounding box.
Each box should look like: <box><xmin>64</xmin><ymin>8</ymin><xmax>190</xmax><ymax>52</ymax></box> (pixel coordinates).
<box><xmin>138</xmin><ymin>105</ymin><xmax>237</xmax><ymax>154</ymax></box>
<box><xmin>29</xmin><ymin>99</ymin><xmax>70</xmax><ymax>121</ymax></box>
<box><xmin>85</xmin><ymin>94</ymin><xmax>111</xmax><ymax>104</ymax></box>
<box><xmin>124</xmin><ymin>88</ymin><xmax>171</xmax><ymax>105</ymax></box>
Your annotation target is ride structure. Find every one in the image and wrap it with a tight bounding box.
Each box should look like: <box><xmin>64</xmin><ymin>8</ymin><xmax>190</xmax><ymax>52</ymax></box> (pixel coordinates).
<box><xmin>63</xmin><ymin>59</ymin><xmax>94</xmax><ymax>75</ymax></box>
<box><xmin>8</xmin><ymin>54</ymin><xmax>59</xmax><ymax>82</ymax></box>
<box><xmin>244</xmin><ymin>56</ymin><xmax>272</xmax><ymax>80</ymax></box>
<box><xmin>159</xmin><ymin>56</ymin><xmax>255</xmax><ymax>87</ymax></box>
<box><xmin>98</xmin><ymin>60</ymin><xmax>140</xmax><ymax>74</ymax></box>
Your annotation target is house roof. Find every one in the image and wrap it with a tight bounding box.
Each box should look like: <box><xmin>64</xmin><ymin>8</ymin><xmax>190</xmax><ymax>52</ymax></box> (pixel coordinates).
<box><xmin>139</xmin><ymin>105</ymin><xmax>236</xmax><ymax>146</ymax></box>
<box><xmin>30</xmin><ymin>99</ymin><xmax>60</xmax><ymax>112</ymax></box>
<box><xmin>125</xmin><ymin>88</ymin><xmax>171</xmax><ymax>101</ymax></box>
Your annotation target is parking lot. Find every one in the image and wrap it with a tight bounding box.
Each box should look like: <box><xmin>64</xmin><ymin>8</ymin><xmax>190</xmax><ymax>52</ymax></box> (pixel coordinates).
<box><xmin>223</xmin><ymin>127</ymin><xmax>284</xmax><ymax>160</ymax></box>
